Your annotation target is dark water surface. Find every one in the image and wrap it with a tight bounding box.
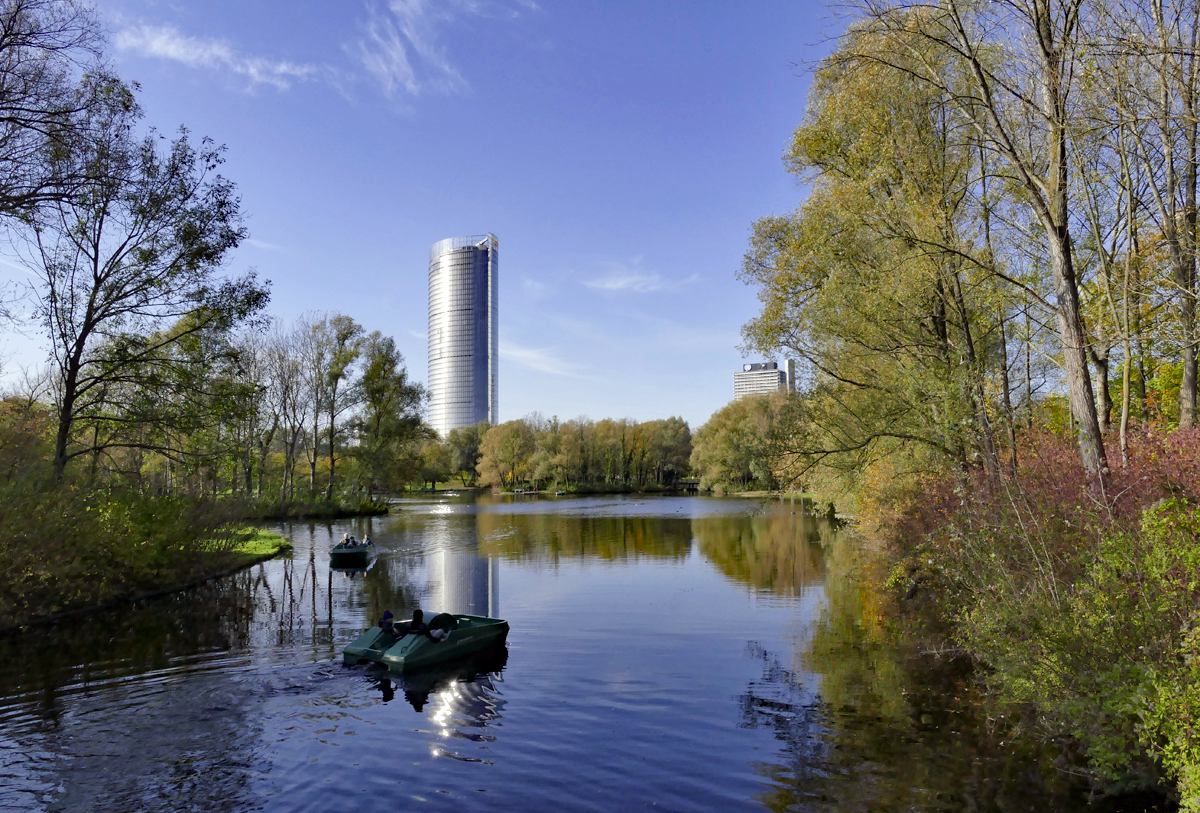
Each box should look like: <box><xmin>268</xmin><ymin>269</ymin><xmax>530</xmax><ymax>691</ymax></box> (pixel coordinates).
<box><xmin>0</xmin><ymin>495</ymin><xmax>1153</xmax><ymax>811</ymax></box>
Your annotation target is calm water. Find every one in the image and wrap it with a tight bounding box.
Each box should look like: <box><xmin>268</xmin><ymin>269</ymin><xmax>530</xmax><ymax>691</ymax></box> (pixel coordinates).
<box><xmin>0</xmin><ymin>495</ymin><xmax>1157</xmax><ymax>811</ymax></box>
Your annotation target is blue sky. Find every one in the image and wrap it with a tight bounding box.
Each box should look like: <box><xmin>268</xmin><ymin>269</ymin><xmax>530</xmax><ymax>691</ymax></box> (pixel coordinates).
<box><xmin>5</xmin><ymin>0</ymin><xmax>835</xmax><ymax>429</ymax></box>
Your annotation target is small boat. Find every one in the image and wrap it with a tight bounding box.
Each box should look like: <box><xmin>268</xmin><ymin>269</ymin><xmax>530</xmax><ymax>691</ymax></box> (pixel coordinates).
<box><xmin>343</xmin><ymin>613</ymin><xmax>510</xmax><ymax>672</ymax></box>
<box><xmin>330</xmin><ymin>540</ymin><xmax>375</xmax><ymax>569</ymax></box>
<box><xmin>555</xmin><ymin>490</ymin><xmax>566</xmax><ymax>496</ymax></box>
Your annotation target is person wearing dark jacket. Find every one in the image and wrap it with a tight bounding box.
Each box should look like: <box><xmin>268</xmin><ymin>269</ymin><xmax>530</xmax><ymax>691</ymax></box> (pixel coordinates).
<box><xmin>394</xmin><ymin>609</ymin><xmax>447</xmax><ymax>643</ymax></box>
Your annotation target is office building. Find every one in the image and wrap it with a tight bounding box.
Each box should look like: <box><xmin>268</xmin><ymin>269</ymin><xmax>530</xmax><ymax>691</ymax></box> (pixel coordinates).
<box><xmin>428</xmin><ymin>234</ymin><xmax>498</xmax><ymax>438</ymax></box>
<box><xmin>734</xmin><ymin>361</ymin><xmax>788</xmax><ymax>400</ymax></box>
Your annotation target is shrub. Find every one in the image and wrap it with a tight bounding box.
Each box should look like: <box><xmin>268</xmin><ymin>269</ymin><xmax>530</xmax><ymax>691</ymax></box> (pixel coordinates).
<box><xmin>888</xmin><ymin>430</ymin><xmax>1200</xmax><ymax>803</ymax></box>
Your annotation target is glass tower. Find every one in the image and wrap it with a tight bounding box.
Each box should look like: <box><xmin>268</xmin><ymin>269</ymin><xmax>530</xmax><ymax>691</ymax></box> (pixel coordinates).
<box><xmin>428</xmin><ymin>234</ymin><xmax>498</xmax><ymax>438</ymax></box>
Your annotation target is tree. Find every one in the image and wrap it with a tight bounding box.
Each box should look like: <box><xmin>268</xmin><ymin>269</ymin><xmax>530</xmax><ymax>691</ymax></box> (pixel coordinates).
<box><xmin>416</xmin><ymin>439</ymin><xmax>451</xmax><ymax>490</ymax></box>
<box><xmin>447</xmin><ymin>420</ymin><xmax>487</xmax><ymax>486</ymax></box>
<box><xmin>690</xmin><ymin>395</ymin><xmax>780</xmax><ymax>492</ymax></box>
<box><xmin>477</xmin><ymin>420</ymin><xmax>533</xmax><ymax>488</ymax></box>
<box><xmin>320</xmin><ymin>314</ymin><xmax>363</xmax><ymax>499</ymax></box>
<box><xmin>645</xmin><ymin>416</ymin><xmax>691</xmax><ymax>486</ymax></box>
<box><xmin>27</xmin><ymin>93</ymin><xmax>266</xmax><ymax>480</ymax></box>
<box><xmin>351</xmin><ymin>330</ymin><xmax>424</xmax><ymax>497</ymax></box>
<box><xmin>0</xmin><ymin>0</ymin><xmax>112</xmax><ymax>219</ymax></box>
<box><xmin>852</xmin><ymin>0</ymin><xmax>1108</xmax><ymax>475</ymax></box>
<box><xmin>740</xmin><ymin>33</ymin><xmax>1015</xmax><ymax>487</ymax></box>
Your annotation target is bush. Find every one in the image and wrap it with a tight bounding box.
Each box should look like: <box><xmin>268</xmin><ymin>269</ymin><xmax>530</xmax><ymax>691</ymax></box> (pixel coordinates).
<box><xmin>888</xmin><ymin>430</ymin><xmax>1200</xmax><ymax>804</ymax></box>
<box><xmin>0</xmin><ymin>480</ymin><xmax>244</xmax><ymax>627</ymax></box>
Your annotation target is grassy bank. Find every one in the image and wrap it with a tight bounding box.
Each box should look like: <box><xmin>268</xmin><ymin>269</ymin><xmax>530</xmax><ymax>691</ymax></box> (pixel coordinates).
<box><xmin>0</xmin><ymin>479</ymin><xmax>296</xmax><ymax>631</ymax></box>
<box><xmin>238</xmin><ymin>497</ymin><xmax>390</xmax><ymax>521</ymax></box>
<box><xmin>229</xmin><ymin>528</ymin><xmax>292</xmax><ymax>559</ymax></box>
<box><xmin>875</xmin><ymin>430</ymin><xmax>1200</xmax><ymax>809</ymax></box>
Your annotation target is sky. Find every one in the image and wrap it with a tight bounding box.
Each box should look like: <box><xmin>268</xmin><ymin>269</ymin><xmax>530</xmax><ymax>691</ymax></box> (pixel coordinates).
<box><xmin>1</xmin><ymin>0</ymin><xmax>837</xmax><ymax>429</ymax></box>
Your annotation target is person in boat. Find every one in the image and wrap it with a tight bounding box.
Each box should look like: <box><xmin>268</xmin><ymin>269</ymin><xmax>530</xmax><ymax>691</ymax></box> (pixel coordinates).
<box><xmin>340</xmin><ymin>533</ymin><xmax>350</xmax><ymax>548</ymax></box>
<box><xmin>379</xmin><ymin>610</ymin><xmax>395</xmax><ymax>634</ymax></box>
<box><xmin>393</xmin><ymin>609</ymin><xmax>447</xmax><ymax>643</ymax></box>
<box><xmin>363</xmin><ymin>535</ymin><xmax>373</xmax><ymax>546</ymax></box>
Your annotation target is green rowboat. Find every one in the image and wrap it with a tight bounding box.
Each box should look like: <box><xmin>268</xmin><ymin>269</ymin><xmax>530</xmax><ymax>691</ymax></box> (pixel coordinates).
<box><xmin>330</xmin><ymin>540</ymin><xmax>375</xmax><ymax>569</ymax></box>
<box><xmin>343</xmin><ymin>613</ymin><xmax>509</xmax><ymax>672</ymax></box>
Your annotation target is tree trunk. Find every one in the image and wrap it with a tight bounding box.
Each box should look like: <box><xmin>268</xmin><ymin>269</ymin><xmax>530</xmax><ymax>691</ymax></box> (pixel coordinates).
<box><xmin>52</xmin><ymin>355</ymin><xmax>83</xmax><ymax>481</ymax></box>
<box><xmin>1048</xmin><ymin>232</ymin><xmax>1108</xmax><ymax>475</ymax></box>
<box><xmin>1180</xmin><ymin>100</ymin><xmax>1198</xmax><ymax>428</ymax></box>
<box><xmin>326</xmin><ymin>397</ymin><xmax>336</xmax><ymax>501</ymax></box>
<box><xmin>1092</xmin><ymin>350</ymin><xmax>1111</xmax><ymax>435</ymax></box>
<box><xmin>999</xmin><ymin>311</ymin><xmax>1018</xmax><ymax>475</ymax></box>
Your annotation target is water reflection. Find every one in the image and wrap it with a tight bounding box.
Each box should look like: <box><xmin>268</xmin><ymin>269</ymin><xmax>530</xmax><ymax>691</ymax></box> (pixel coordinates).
<box><xmin>477</xmin><ymin>511</ymin><xmax>692</xmax><ymax>561</ymax></box>
<box><xmin>424</xmin><ymin>515</ymin><xmax>500</xmax><ymax>617</ymax></box>
<box><xmin>692</xmin><ymin>503</ymin><xmax>827</xmax><ymax>594</ymax></box>
<box><xmin>0</xmin><ymin>496</ymin><xmax>1165</xmax><ymax>813</ymax></box>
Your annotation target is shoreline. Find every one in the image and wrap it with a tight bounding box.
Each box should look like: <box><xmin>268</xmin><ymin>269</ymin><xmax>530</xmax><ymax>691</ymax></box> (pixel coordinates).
<box><xmin>0</xmin><ymin>536</ymin><xmax>294</xmax><ymax>637</ymax></box>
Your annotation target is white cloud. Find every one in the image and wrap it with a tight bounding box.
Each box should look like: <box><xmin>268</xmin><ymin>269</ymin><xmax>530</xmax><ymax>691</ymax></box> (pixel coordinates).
<box><xmin>583</xmin><ymin>268</ymin><xmax>699</xmax><ymax>293</ymax></box>
<box><xmin>244</xmin><ymin>238</ymin><xmax>282</xmax><ymax>251</ymax></box>
<box><xmin>355</xmin><ymin>0</ymin><xmax>466</xmax><ymax>97</ymax></box>
<box><xmin>114</xmin><ymin>24</ymin><xmax>318</xmax><ymax>90</ymax></box>
<box><xmin>584</xmin><ymin>272</ymin><xmax>667</xmax><ymax>293</ymax></box>
<box><xmin>354</xmin><ymin>0</ymin><xmax>535</xmax><ymax>98</ymax></box>
<box><xmin>500</xmin><ymin>340</ymin><xmax>586</xmax><ymax>377</ymax></box>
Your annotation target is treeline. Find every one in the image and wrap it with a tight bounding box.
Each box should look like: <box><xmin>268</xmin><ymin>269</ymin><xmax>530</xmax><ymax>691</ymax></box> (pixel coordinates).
<box><xmin>737</xmin><ymin>0</ymin><xmax>1200</xmax><ymax>804</ymax></box>
<box><xmin>423</xmin><ymin>415</ymin><xmax>693</xmax><ymax>491</ymax></box>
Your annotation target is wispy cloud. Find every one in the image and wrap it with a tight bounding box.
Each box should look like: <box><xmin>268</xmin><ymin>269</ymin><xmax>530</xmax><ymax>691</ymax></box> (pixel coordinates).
<box><xmin>354</xmin><ymin>0</ymin><xmax>536</xmax><ymax>98</ymax></box>
<box><xmin>356</xmin><ymin>0</ymin><xmax>462</xmax><ymax>97</ymax></box>
<box><xmin>115</xmin><ymin>24</ymin><xmax>318</xmax><ymax>90</ymax></box>
<box><xmin>584</xmin><ymin>272</ymin><xmax>668</xmax><ymax>292</ymax></box>
<box><xmin>500</xmin><ymin>340</ymin><xmax>586</xmax><ymax>377</ymax></box>
<box><xmin>244</xmin><ymin>238</ymin><xmax>282</xmax><ymax>251</ymax></box>
<box><xmin>583</xmin><ymin>262</ymin><xmax>699</xmax><ymax>293</ymax></box>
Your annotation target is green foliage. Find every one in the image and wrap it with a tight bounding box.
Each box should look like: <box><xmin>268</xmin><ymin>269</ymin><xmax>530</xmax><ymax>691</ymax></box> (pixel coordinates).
<box><xmin>918</xmin><ymin>484</ymin><xmax>1200</xmax><ymax>803</ymax></box>
<box><xmin>416</xmin><ymin>439</ymin><xmax>452</xmax><ymax>488</ymax></box>
<box><xmin>477</xmin><ymin>420</ymin><xmax>534</xmax><ymax>487</ymax></box>
<box><xmin>349</xmin><ymin>330</ymin><xmax>425</xmax><ymax>495</ymax></box>
<box><xmin>690</xmin><ymin>394</ymin><xmax>781</xmax><ymax>492</ymax></box>
<box><xmin>0</xmin><ymin>474</ymin><xmax>245</xmax><ymax>627</ymax></box>
<box><xmin>474</xmin><ymin>414</ymin><xmax>691</xmax><ymax>490</ymax></box>
<box><xmin>446</xmin><ymin>421</ymin><xmax>488</xmax><ymax>485</ymax></box>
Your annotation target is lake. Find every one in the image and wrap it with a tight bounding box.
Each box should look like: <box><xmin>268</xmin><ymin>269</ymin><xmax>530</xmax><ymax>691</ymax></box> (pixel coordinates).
<box><xmin>0</xmin><ymin>494</ymin><xmax>1160</xmax><ymax>811</ymax></box>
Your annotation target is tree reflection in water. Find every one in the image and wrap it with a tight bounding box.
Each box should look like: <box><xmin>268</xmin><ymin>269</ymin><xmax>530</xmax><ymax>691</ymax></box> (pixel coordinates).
<box><xmin>692</xmin><ymin>502</ymin><xmax>827</xmax><ymax>594</ymax></box>
<box><xmin>477</xmin><ymin>511</ymin><xmax>692</xmax><ymax>561</ymax></box>
<box><xmin>732</xmin><ymin>510</ymin><xmax>1137</xmax><ymax>813</ymax></box>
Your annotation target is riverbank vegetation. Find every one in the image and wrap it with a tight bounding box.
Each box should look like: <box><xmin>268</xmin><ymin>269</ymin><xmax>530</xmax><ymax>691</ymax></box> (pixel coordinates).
<box><xmin>0</xmin><ymin>1</ymin><xmax>428</xmax><ymax>625</ymax></box>
<box><xmin>462</xmin><ymin>414</ymin><xmax>692</xmax><ymax>491</ymax></box>
<box><xmin>740</xmin><ymin>0</ymin><xmax>1200</xmax><ymax>805</ymax></box>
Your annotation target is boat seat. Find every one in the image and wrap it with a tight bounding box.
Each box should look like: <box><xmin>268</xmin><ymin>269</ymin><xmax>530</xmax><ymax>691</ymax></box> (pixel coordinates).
<box><xmin>426</xmin><ymin>613</ymin><xmax>459</xmax><ymax>632</ymax></box>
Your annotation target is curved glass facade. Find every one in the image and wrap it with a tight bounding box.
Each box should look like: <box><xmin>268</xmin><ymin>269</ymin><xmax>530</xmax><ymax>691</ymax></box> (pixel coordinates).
<box><xmin>428</xmin><ymin>234</ymin><xmax>498</xmax><ymax>438</ymax></box>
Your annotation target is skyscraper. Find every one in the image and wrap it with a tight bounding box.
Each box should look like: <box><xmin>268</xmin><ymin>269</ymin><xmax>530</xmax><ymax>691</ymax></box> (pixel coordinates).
<box><xmin>427</xmin><ymin>234</ymin><xmax>498</xmax><ymax>438</ymax></box>
<box><xmin>733</xmin><ymin>361</ymin><xmax>788</xmax><ymax>400</ymax></box>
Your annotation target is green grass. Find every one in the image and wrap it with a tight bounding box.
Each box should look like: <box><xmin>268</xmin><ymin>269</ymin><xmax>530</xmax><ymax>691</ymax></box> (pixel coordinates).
<box><xmin>230</xmin><ymin>528</ymin><xmax>292</xmax><ymax>558</ymax></box>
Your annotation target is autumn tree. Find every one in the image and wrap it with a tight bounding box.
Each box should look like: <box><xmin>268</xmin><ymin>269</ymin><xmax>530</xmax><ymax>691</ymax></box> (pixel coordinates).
<box><xmin>27</xmin><ymin>94</ymin><xmax>265</xmax><ymax>480</ymax></box>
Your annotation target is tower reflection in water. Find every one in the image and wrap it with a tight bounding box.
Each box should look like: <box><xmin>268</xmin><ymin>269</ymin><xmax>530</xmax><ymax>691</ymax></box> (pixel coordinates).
<box><xmin>425</xmin><ymin>513</ymin><xmax>500</xmax><ymax>617</ymax></box>
<box><xmin>390</xmin><ymin>511</ymin><xmax>506</xmax><ymax>751</ymax></box>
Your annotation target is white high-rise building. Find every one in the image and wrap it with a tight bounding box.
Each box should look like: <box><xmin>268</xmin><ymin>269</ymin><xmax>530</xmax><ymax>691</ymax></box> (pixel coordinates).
<box><xmin>733</xmin><ymin>361</ymin><xmax>788</xmax><ymax>400</ymax></box>
<box><xmin>427</xmin><ymin>234</ymin><xmax>498</xmax><ymax>438</ymax></box>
